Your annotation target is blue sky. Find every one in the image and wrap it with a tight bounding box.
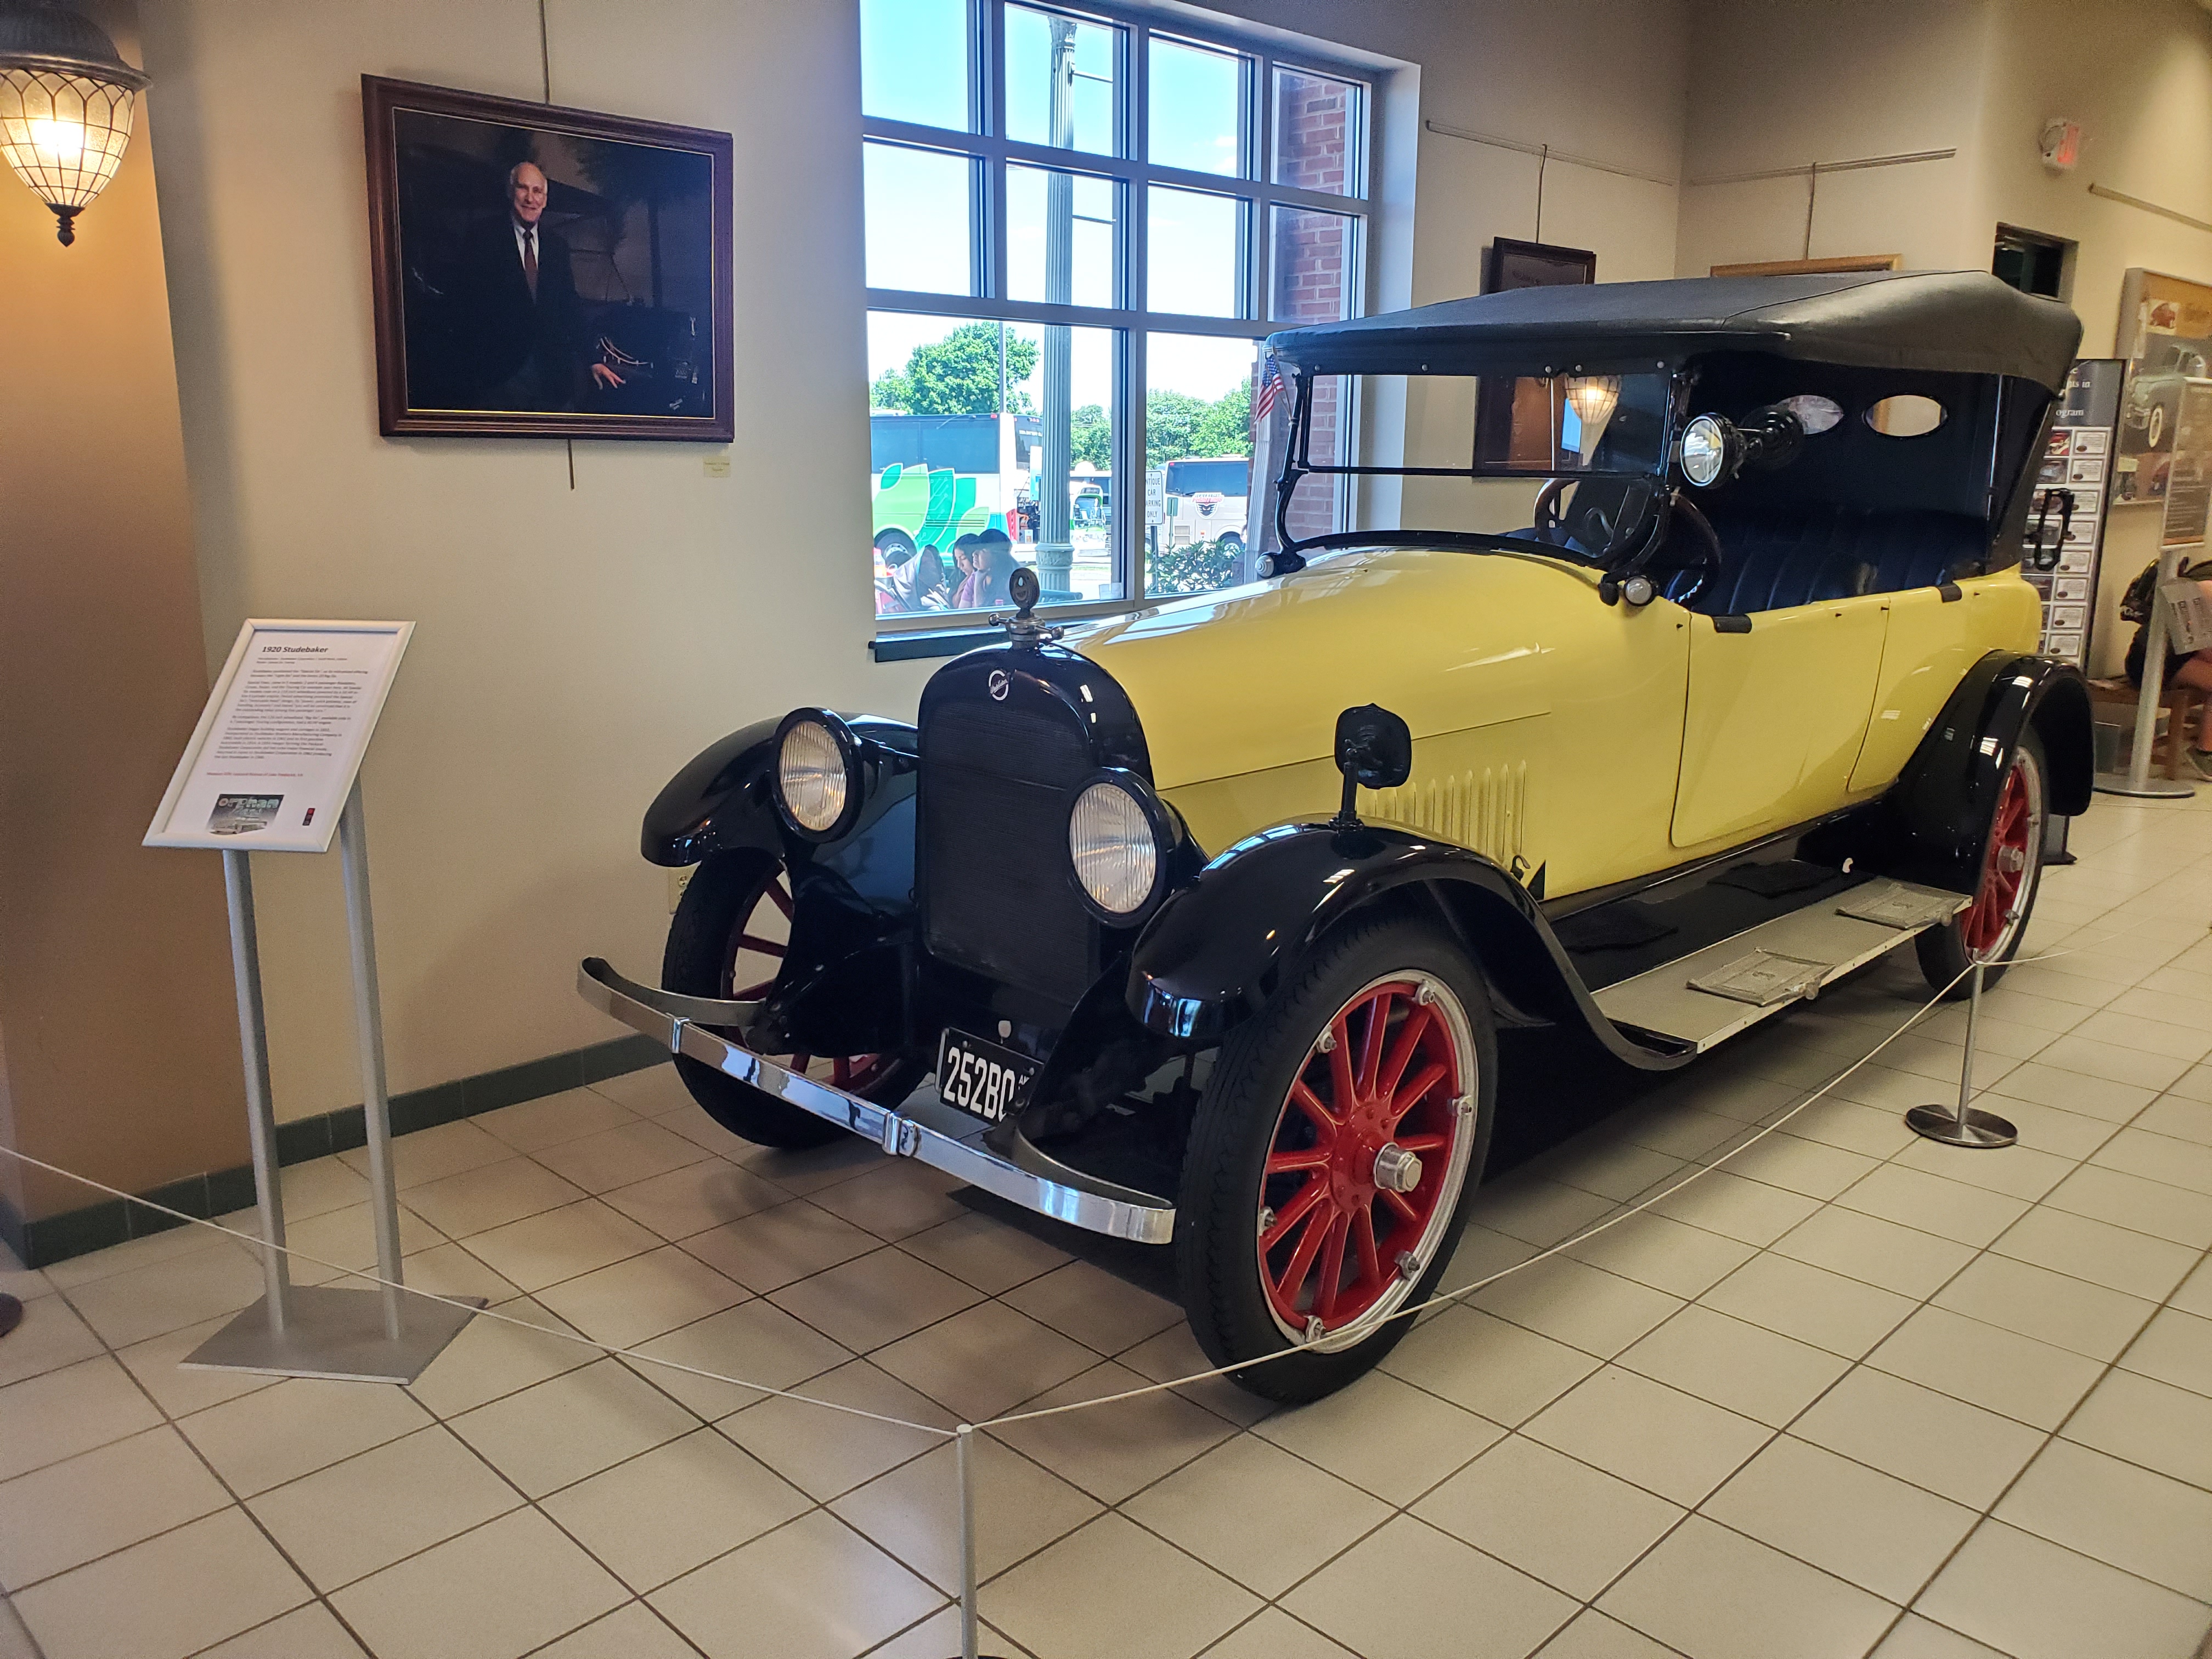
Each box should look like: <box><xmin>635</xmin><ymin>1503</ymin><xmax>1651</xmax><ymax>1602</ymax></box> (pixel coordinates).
<box><xmin>860</xmin><ymin>0</ymin><xmax>1261</xmax><ymax>408</ymax></box>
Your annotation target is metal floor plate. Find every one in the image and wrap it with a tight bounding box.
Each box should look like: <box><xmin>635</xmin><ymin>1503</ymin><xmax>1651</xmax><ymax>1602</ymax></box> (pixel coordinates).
<box><xmin>1593</xmin><ymin>879</ymin><xmax>1967</xmax><ymax>1052</ymax></box>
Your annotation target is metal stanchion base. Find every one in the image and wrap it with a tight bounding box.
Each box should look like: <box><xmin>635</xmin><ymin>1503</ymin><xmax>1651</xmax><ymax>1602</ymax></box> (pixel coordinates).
<box><xmin>182</xmin><ymin>1287</ymin><xmax>481</xmax><ymax>1383</ymax></box>
<box><xmin>2093</xmin><ymin>770</ymin><xmax>2196</xmax><ymax>799</ymax></box>
<box><xmin>1905</xmin><ymin>1102</ymin><xmax>2019</xmax><ymax>1149</ymax></box>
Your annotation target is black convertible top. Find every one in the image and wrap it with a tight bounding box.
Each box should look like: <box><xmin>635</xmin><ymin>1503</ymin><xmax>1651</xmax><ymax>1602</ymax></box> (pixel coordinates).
<box><xmin>1266</xmin><ymin>270</ymin><xmax>2083</xmax><ymax>392</ymax></box>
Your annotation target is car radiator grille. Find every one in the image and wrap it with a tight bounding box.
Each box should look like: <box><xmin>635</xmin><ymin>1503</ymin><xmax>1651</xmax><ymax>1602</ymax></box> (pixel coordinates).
<box><xmin>919</xmin><ymin>700</ymin><xmax>1101</xmax><ymax>1007</ymax></box>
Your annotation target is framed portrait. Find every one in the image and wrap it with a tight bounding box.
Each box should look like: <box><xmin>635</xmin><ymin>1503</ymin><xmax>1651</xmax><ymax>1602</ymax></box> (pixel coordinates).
<box><xmin>1475</xmin><ymin>238</ymin><xmax>1596</xmax><ymax>465</ymax></box>
<box><xmin>1484</xmin><ymin>236</ymin><xmax>1597</xmax><ymax>294</ymax></box>
<box><xmin>363</xmin><ymin>76</ymin><xmax>735</xmax><ymax>441</ymax></box>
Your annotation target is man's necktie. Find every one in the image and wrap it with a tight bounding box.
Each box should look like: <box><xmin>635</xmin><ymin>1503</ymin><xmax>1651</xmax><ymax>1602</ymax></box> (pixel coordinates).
<box><xmin>522</xmin><ymin>230</ymin><xmax>538</xmax><ymax>299</ymax></box>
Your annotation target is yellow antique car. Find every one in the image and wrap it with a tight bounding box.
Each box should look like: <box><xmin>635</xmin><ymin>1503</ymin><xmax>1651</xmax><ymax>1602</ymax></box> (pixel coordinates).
<box><xmin>583</xmin><ymin>270</ymin><xmax>2091</xmax><ymax>1400</ymax></box>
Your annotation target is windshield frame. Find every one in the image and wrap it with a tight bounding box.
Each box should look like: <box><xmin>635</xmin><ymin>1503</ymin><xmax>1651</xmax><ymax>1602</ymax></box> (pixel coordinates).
<box><xmin>1272</xmin><ymin>362</ymin><xmax>1690</xmax><ymax>557</ymax></box>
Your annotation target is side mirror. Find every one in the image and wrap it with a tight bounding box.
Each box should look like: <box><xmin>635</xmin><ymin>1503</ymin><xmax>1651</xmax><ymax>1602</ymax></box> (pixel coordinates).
<box><xmin>1331</xmin><ymin>703</ymin><xmax>1412</xmax><ymax>829</ymax></box>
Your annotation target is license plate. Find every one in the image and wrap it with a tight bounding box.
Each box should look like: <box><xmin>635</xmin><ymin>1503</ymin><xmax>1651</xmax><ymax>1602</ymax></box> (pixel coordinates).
<box><xmin>935</xmin><ymin>1028</ymin><xmax>1038</xmax><ymax>1124</ymax></box>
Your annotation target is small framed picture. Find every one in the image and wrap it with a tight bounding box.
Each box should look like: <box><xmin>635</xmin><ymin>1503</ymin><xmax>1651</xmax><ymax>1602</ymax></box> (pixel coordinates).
<box><xmin>2068</xmin><ymin>455</ymin><xmax>2107</xmax><ymax>486</ymax></box>
<box><xmin>363</xmin><ymin>76</ymin><xmax>735</xmax><ymax>441</ymax></box>
<box><xmin>2074</xmin><ymin>428</ymin><xmax>2109</xmax><ymax>456</ymax></box>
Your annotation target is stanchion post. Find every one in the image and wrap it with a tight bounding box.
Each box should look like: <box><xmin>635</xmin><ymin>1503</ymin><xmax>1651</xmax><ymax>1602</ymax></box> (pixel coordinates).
<box><xmin>337</xmin><ymin>778</ymin><xmax>405</xmax><ymax>1341</ymax></box>
<box><xmin>1906</xmin><ymin>961</ymin><xmax>2019</xmax><ymax>1148</ymax></box>
<box><xmin>222</xmin><ymin>849</ymin><xmax>292</xmax><ymax>1331</ymax></box>
<box><xmin>956</xmin><ymin>1424</ymin><xmax>980</xmax><ymax>1659</ymax></box>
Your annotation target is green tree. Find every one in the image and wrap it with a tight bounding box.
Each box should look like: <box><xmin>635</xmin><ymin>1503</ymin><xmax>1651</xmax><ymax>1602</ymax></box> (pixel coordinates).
<box><xmin>868</xmin><ymin>322</ymin><xmax>1038</xmax><ymax>415</ymax></box>
<box><xmin>1070</xmin><ymin>404</ymin><xmax>1113</xmax><ymax>469</ymax></box>
<box><xmin>1144</xmin><ymin>389</ymin><xmax>1210</xmax><ymax>468</ymax></box>
<box><xmin>1189</xmin><ymin>379</ymin><xmax>1252</xmax><ymax>459</ymax></box>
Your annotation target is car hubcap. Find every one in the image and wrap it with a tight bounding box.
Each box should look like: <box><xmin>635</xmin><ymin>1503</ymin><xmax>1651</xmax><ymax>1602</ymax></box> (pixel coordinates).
<box><xmin>1960</xmin><ymin>751</ymin><xmax>2042</xmax><ymax>961</ymax></box>
<box><xmin>1256</xmin><ymin>973</ymin><xmax>1476</xmax><ymax>1348</ymax></box>
<box><xmin>721</xmin><ymin>867</ymin><xmax>894</xmax><ymax>1093</ymax></box>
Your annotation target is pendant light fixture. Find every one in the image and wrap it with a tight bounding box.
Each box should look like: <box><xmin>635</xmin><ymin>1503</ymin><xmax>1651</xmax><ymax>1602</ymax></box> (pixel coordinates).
<box><xmin>0</xmin><ymin>0</ymin><xmax>148</xmax><ymax>246</ymax></box>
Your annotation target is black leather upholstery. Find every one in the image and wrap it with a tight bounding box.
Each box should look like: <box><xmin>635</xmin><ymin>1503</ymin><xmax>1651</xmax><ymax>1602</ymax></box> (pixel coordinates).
<box><xmin>1660</xmin><ymin>505</ymin><xmax>1983</xmax><ymax>615</ymax></box>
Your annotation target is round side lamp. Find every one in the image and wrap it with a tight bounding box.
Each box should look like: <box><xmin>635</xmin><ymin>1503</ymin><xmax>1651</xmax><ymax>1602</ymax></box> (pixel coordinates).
<box><xmin>0</xmin><ymin>0</ymin><xmax>148</xmax><ymax>247</ymax></box>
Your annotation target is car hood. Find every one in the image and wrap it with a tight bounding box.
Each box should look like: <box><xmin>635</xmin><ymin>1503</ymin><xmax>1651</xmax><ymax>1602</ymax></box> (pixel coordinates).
<box><xmin>1069</xmin><ymin>545</ymin><xmax>1590</xmax><ymax>791</ymax></box>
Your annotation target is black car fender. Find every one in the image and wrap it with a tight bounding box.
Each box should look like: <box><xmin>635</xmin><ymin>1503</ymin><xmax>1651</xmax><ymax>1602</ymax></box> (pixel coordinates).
<box><xmin>1864</xmin><ymin>651</ymin><xmax>2092</xmax><ymax>893</ymax></box>
<box><xmin>641</xmin><ymin>714</ymin><xmax>922</xmax><ymax>1060</ymax></box>
<box><xmin>1124</xmin><ymin>822</ymin><xmax>1688</xmax><ymax>1070</ymax></box>
<box><xmin>641</xmin><ymin>714</ymin><xmax>919</xmax><ymax>867</ymax></box>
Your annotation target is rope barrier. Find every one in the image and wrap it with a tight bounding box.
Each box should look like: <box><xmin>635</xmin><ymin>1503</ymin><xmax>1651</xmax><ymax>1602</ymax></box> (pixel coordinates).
<box><xmin>975</xmin><ymin>945</ymin><xmax>2070</xmax><ymax>1429</ymax></box>
<box><xmin>0</xmin><ymin>1144</ymin><xmax>955</xmax><ymax>1437</ymax></box>
<box><xmin>2</xmin><ymin>944</ymin><xmax>2073</xmax><ymax>1441</ymax></box>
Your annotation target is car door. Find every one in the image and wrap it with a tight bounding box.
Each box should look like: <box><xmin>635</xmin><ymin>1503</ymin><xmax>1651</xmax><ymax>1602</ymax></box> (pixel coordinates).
<box><xmin>1671</xmin><ymin>593</ymin><xmax>1889</xmax><ymax>849</ymax></box>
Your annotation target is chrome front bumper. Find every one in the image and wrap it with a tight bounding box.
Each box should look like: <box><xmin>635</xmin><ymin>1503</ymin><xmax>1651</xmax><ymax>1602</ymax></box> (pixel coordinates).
<box><xmin>576</xmin><ymin>958</ymin><xmax>1176</xmax><ymax>1245</ymax></box>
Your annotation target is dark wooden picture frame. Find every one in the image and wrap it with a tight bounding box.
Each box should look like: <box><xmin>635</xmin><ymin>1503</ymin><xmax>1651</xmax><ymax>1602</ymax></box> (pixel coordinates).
<box><xmin>1474</xmin><ymin>238</ymin><xmax>1597</xmax><ymax>464</ymax></box>
<box><xmin>363</xmin><ymin>76</ymin><xmax>734</xmax><ymax>441</ymax></box>
<box><xmin>1483</xmin><ymin>236</ymin><xmax>1597</xmax><ymax>296</ymax></box>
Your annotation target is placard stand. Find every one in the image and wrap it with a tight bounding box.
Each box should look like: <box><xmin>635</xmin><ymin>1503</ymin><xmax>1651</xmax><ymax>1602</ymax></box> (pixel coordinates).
<box><xmin>145</xmin><ymin>619</ymin><xmax>476</xmax><ymax>1383</ymax></box>
<box><xmin>184</xmin><ymin>781</ymin><xmax>477</xmax><ymax>1382</ymax></box>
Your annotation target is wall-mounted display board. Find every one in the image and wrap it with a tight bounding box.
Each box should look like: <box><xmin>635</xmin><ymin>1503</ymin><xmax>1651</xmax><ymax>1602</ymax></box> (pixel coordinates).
<box><xmin>2026</xmin><ymin>358</ymin><xmax>2121</xmax><ymax>667</ymax></box>
<box><xmin>2113</xmin><ymin>268</ymin><xmax>2212</xmax><ymax>507</ymax></box>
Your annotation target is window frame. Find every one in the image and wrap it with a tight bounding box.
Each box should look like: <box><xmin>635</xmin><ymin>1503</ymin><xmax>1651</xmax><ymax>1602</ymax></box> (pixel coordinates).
<box><xmin>862</xmin><ymin>0</ymin><xmax>1374</xmax><ymax>630</ymax></box>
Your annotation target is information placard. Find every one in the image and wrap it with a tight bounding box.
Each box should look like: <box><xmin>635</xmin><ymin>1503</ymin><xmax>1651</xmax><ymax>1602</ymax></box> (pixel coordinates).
<box><xmin>145</xmin><ymin>620</ymin><xmax>413</xmax><ymax>853</ymax></box>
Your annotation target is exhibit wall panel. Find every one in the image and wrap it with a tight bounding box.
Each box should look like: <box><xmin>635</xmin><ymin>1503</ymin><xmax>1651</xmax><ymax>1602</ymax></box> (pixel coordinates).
<box><xmin>0</xmin><ymin>1</ymin><xmax>248</xmax><ymax>1225</ymax></box>
<box><xmin>139</xmin><ymin>0</ymin><xmax>1695</xmax><ymax>1124</ymax></box>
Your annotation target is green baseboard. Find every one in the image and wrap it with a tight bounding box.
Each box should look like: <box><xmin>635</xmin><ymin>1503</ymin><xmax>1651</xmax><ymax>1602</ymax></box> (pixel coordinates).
<box><xmin>0</xmin><ymin>1032</ymin><xmax>667</xmax><ymax>1269</ymax></box>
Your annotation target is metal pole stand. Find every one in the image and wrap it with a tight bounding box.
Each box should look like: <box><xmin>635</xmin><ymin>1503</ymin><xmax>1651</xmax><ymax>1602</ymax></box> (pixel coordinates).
<box><xmin>185</xmin><ymin>781</ymin><xmax>478</xmax><ymax>1382</ymax></box>
<box><xmin>1905</xmin><ymin>962</ymin><xmax>2019</xmax><ymax>1149</ymax></box>
<box><xmin>2097</xmin><ymin>542</ymin><xmax>2196</xmax><ymax>799</ymax></box>
<box><xmin>946</xmin><ymin>1425</ymin><xmax>1008</xmax><ymax>1659</ymax></box>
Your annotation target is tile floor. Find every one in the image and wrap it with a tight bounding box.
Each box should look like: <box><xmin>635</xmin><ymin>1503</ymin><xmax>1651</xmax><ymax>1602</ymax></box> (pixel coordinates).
<box><xmin>6</xmin><ymin>794</ymin><xmax>2212</xmax><ymax>1659</ymax></box>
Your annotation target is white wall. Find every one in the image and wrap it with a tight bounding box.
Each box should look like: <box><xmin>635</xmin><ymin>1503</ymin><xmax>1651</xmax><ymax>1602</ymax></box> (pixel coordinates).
<box><xmin>139</xmin><ymin>0</ymin><xmax>1695</xmax><ymax>1121</ymax></box>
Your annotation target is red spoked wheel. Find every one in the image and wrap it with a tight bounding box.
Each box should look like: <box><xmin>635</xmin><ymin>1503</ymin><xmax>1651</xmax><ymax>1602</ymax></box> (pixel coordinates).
<box><xmin>1960</xmin><ymin>748</ymin><xmax>2041</xmax><ymax>960</ymax></box>
<box><xmin>1257</xmin><ymin>972</ymin><xmax>1477</xmax><ymax>1347</ymax></box>
<box><xmin>718</xmin><ymin>866</ymin><xmax>898</xmax><ymax>1094</ymax></box>
<box><xmin>666</xmin><ymin>850</ymin><xmax>921</xmax><ymax>1147</ymax></box>
<box><xmin>1916</xmin><ymin>735</ymin><xmax>2046</xmax><ymax>996</ymax></box>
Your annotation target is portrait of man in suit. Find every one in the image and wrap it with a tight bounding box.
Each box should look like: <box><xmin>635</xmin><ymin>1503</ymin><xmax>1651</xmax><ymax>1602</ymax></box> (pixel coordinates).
<box><xmin>451</xmin><ymin>160</ymin><xmax>625</xmax><ymax>411</ymax></box>
<box><xmin>370</xmin><ymin>81</ymin><xmax>731</xmax><ymax>438</ymax></box>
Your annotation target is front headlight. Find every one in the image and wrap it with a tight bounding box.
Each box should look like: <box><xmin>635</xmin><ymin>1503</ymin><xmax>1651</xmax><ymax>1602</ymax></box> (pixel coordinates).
<box><xmin>1069</xmin><ymin>774</ymin><xmax>1164</xmax><ymax>918</ymax></box>
<box><xmin>774</xmin><ymin>710</ymin><xmax>860</xmax><ymax>839</ymax></box>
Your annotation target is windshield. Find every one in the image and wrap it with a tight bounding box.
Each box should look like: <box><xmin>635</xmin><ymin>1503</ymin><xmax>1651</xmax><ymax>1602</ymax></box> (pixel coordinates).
<box><xmin>1274</xmin><ymin>369</ymin><xmax>1675</xmax><ymax>554</ymax></box>
<box><xmin>1165</xmin><ymin>459</ymin><xmax>1249</xmax><ymax>495</ymax></box>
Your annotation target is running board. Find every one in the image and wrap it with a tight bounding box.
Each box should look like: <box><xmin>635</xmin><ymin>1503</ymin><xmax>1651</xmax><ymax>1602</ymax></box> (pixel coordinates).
<box><xmin>1592</xmin><ymin>879</ymin><xmax>1967</xmax><ymax>1053</ymax></box>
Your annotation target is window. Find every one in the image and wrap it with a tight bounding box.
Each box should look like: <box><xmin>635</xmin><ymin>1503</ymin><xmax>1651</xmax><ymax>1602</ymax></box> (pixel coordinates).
<box><xmin>860</xmin><ymin>0</ymin><xmax>1370</xmax><ymax>621</ymax></box>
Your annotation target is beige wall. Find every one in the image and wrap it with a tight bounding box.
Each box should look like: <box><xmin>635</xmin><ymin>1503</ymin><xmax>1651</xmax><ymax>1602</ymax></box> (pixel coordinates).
<box><xmin>1677</xmin><ymin>0</ymin><xmax>1994</xmax><ymax>276</ymax></box>
<box><xmin>0</xmin><ymin>1</ymin><xmax>245</xmax><ymax>1224</ymax></box>
<box><xmin>1976</xmin><ymin>0</ymin><xmax>2212</xmax><ymax>673</ymax></box>
<box><xmin>138</xmin><ymin>0</ymin><xmax>1692</xmax><ymax>1126</ymax></box>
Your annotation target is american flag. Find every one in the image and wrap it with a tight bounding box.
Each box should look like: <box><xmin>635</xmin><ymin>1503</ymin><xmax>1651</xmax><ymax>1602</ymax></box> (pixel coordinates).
<box><xmin>1252</xmin><ymin>359</ymin><xmax>1283</xmax><ymax>425</ymax></box>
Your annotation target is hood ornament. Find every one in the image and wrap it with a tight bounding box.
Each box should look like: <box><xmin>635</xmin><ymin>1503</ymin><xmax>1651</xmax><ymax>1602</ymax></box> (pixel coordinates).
<box><xmin>1000</xmin><ymin>566</ymin><xmax>1063</xmax><ymax>649</ymax></box>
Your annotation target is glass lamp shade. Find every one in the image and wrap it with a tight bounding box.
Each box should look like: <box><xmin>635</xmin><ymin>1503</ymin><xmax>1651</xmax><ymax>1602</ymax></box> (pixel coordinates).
<box><xmin>1563</xmin><ymin>375</ymin><xmax>1620</xmax><ymax>461</ymax></box>
<box><xmin>0</xmin><ymin>2</ymin><xmax>148</xmax><ymax>246</ymax></box>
